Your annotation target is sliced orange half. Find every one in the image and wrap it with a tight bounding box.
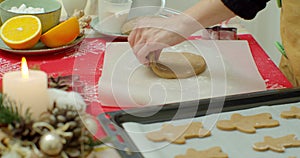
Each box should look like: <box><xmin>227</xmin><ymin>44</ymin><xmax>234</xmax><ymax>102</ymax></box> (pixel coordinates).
<box><xmin>40</xmin><ymin>17</ymin><xmax>80</xmax><ymax>48</ymax></box>
<box><xmin>0</xmin><ymin>15</ymin><xmax>42</xmax><ymax>50</ymax></box>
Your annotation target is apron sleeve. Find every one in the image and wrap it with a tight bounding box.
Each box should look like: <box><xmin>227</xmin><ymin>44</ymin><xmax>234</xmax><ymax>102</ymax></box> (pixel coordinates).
<box><xmin>221</xmin><ymin>0</ymin><xmax>270</xmax><ymax>20</ymax></box>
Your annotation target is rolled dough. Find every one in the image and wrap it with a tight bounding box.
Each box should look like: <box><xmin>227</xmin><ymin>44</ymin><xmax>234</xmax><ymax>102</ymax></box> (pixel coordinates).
<box><xmin>150</xmin><ymin>52</ymin><xmax>206</xmax><ymax>79</ymax></box>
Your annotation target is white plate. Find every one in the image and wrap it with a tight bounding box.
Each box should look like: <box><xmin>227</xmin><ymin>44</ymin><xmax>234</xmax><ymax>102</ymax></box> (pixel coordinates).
<box><xmin>90</xmin><ymin>8</ymin><xmax>179</xmax><ymax>40</ymax></box>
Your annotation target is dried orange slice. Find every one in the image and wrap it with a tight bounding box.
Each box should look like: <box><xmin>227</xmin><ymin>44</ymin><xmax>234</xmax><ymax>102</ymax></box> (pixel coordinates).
<box><xmin>40</xmin><ymin>17</ymin><xmax>80</xmax><ymax>48</ymax></box>
<box><xmin>0</xmin><ymin>15</ymin><xmax>42</xmax><ymax>50</ymax></box>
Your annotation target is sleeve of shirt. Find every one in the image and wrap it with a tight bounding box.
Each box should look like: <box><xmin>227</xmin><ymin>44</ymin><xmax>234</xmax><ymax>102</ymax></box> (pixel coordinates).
<box><xmin>221</xmin><ymin>0</ymin><xmax>271</xmax><ymax>20</ymax></box>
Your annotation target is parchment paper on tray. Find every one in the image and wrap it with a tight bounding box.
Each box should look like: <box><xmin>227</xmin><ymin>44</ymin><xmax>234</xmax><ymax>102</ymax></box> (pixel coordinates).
<box><xmin>122</xmin><ymin>103</ymin><xmax>300</xmax><ymax>158</ymax></box>
<box><xmin>98</xmin><ymin>40</ymin><xmax>266</xmax><ymax>107</ymax></box>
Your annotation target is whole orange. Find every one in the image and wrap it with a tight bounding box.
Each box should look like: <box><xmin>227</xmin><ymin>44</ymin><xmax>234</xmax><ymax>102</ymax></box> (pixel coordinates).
<box><xmin>40</xmin><ymin>17</ymin><xmax>80</xmax><ymax>48</ymax></box>
<box><xmin>0</xmin><ymin>15</ymin><xmax>42</xmax><ymax>50</ymax></box>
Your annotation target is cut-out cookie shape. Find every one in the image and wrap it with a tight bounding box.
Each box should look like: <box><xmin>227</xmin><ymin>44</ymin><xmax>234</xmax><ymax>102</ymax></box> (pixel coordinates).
<box><xmin>146</xmin><ymin>122</ymin><xmax>211</xmax><ymax>144</ymax></box>
<box><xmin>281</xmin><ymin>106</ymin><xmax>300</xmax><ymax>119</ymax></box>
<box><xmin>253</xmin><ymin>134</ymin><xmax>300</xmax><ymax>152</ymax></box>
<box><xmin>216</xmin><ymin>113</ymin><xmax>279</xmax><ymax>133</ymax></box>
<box><xmin>175</xmin><ymin>147</ymin><xmax>228</xmax><ymax>158</ymax></box>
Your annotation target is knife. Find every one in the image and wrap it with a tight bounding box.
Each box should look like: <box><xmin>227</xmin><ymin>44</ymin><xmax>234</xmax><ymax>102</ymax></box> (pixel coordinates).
<box><xmin>127</xmin><ymin>0</ymin><xmax>165</xmax><ymax>20</ymax></box>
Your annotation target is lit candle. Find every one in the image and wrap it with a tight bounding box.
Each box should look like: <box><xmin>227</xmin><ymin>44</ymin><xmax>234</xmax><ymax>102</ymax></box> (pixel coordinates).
<box><xmin>3</xmin><ymin>57</ymin><xmax>49</xmax><ymax>119</ymax></box>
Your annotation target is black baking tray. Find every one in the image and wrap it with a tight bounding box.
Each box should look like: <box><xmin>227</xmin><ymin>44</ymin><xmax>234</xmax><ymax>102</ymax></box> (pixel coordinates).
<box><xmin>97</xmin><ymin>87</ymin><xmax>300</xmax><ymax>158</ymax></box>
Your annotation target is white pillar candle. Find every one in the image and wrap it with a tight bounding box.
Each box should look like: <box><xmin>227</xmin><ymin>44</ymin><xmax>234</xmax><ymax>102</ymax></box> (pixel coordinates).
<box><xmin>3</xmin><ymin>57</ymin><xmax>49</xmax><ymax>119</ymax></box>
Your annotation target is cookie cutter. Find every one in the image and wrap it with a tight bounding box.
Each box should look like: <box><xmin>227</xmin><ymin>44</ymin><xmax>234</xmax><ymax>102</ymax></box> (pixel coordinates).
<box><xmin>202</xmin><ymin>26</ymin><xmax>238</xmax><ymax>40</ymax></box>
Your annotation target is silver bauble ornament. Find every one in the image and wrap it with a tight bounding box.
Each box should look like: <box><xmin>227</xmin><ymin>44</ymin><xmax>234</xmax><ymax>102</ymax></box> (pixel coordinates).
<box><xmin>39</xmin><ymin>132</ymin><xmax>63</xmax><ymax>156</ymax></box>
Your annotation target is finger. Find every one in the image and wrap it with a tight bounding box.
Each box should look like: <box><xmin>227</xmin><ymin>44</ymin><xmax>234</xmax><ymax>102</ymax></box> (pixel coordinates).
<box><xmin>131</xmin><ymin>33</ymin><xmax>146</xmax><ymax>58</ymax></box>
<box><xmin>135</xmin><ymin>42</ymin><xmax>165</xmax><ymax>65</ymax></box>
<box><xmin>128</xmin><ymin>29</ymin><xmax>138</xmax><ymax>47</ymax></box>
<box><xmin>136</xmin><ymin>43</ymin><xmax>153</xmax><ymax>65</ymax></box>
<box><xmin>131</xmin><ymin>41</ymin><xmax>145</xmax><ymax>64</ymax></box>
<box><xmin>153</xmin><ymin>49</ymin><xmax>162</xmax><ymax>61</ymax></box>
<box><xmin>133</xmin><ymin>29</ymin><xmax>145</xmax><ymax>48</ymax></box>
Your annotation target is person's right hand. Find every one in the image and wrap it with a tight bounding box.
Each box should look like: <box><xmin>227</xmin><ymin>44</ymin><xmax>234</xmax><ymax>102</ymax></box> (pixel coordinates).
<box><xmin>128</xmin><ymin>14</ymin><xmax>203</xmax><ymax>65</ymax></box>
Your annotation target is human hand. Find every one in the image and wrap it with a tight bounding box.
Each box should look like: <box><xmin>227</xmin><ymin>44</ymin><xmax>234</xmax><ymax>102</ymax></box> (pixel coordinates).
<box><xmin>128</xmin><ymin>14</ymin><xmax>203</xmax><ymax>65</ymax></box>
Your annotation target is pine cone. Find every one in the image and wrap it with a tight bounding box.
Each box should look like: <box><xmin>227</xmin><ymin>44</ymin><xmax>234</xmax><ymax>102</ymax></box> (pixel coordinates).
<box><xmin>2</xmin><ymin>119</ymin><xmax>40</xmax><ymax>143</ymax></box>
<box><xmin>48</xmin><ymin>76</ymin><xmax>70</xmax><ymax>91</ymax></box>
<box><xmin>44</xmin><ymin>104</ymin><xmax>93</xmax><ymax>157</ymax></box>
<box><xmin>0</xmin><ymin>102</ymin><xmax>41</xmax><ymax>144</ymax></box>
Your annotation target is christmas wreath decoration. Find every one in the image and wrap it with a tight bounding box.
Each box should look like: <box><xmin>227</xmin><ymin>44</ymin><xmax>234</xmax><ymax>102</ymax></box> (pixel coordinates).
<box><xmin>0</xmin><ymin>75</ymin><xmax>104</xmax><ymax>158</ymax></box>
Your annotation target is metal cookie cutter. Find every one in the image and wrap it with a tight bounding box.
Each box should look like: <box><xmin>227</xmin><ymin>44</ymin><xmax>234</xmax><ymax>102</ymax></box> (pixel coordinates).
<box><xmin>203</xmin><ymin>26</ymin><xmax>238</xmax><ymax>40</ymax></box>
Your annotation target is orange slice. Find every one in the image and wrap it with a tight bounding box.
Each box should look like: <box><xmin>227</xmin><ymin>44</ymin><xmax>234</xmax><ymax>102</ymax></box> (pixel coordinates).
<box><xmin>0</xmin><ymin>15</ymin><xmax>42</xmax><ymax>50</ymax></box>
<box><xmin>40</xmin><ymin>17</ymin><xmax>80</xmax><ymax>48</ymax></box>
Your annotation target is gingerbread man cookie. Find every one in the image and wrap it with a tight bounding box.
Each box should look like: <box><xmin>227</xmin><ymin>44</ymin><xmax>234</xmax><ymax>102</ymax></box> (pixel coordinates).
<box><xmin>216</xmin><ymin>113</ymin><xmax>279</xmax><ymax>133</ymax></box>
<box><xmin>253</xmin><ymin>134</ymin><xmax>300</xmax><ymax>152</ymax></box>
<box><xmin>281</xmin><ymin>106</ymin><xmax>300</xmax><ymax>119</ymax></box>
<box><xmin>175</xmin><ymin>147</ymin><xmax>228</xmax><ymax>158</ymax></box>
<box><xmin>146</xmin><ymin>122</ymin><xmax>211</xmax><ymax>144</ymax></box>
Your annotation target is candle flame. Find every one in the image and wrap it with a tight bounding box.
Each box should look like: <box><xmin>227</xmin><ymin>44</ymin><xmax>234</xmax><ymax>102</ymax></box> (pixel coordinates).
<box><xmin>21</xmin><ymin>57</ymin><xmax>29</xmax><ymax>79</ymax></box>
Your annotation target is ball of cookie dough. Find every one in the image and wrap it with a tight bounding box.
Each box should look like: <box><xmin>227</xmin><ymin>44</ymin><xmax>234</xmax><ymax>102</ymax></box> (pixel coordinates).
<box><xmin>150</xmin><ymin>52</ymin><xmax>206</xmax><ymax>79</ymax></box>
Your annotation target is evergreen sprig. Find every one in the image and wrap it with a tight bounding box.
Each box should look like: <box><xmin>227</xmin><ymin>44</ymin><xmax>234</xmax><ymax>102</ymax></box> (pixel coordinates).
<box><xmin>0</xmin><ymin>98</ymin><xmax>21</xmax><ymax>125</ymax></box>
<box><xmin>0</xmin><ymin>94</ymin><xmax>32</xmax><ymax>125</ymax></box>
